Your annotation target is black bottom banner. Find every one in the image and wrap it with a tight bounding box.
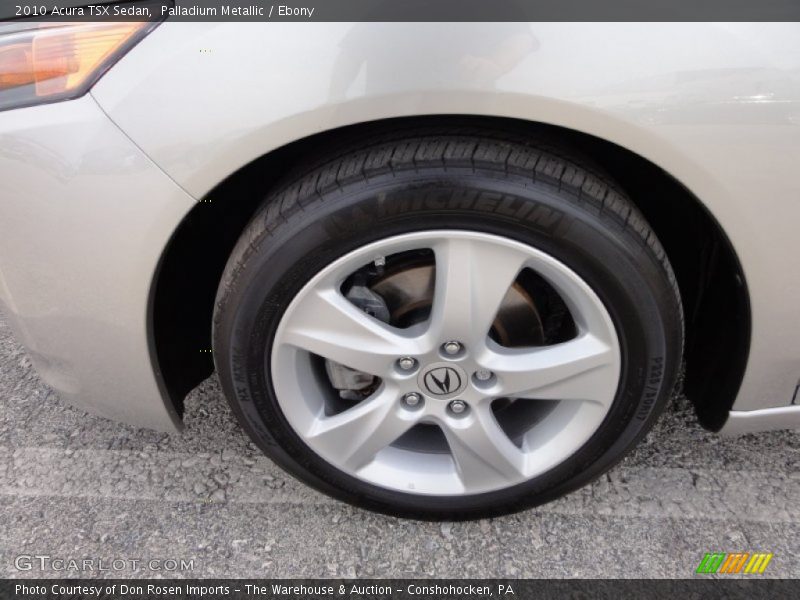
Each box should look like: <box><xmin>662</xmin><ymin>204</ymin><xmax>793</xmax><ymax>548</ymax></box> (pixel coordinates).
<box><xmin>2</xmin><ymin>579</ymin><xmax>798</xmax><ymax>600</ymax></box>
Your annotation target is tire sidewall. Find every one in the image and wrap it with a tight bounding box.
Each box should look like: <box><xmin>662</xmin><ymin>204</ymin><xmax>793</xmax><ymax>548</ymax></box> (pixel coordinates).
<box><xmin>214</xmin><ymin>170</ymin><xmax>681</xmax><ymax>519</ymax></box>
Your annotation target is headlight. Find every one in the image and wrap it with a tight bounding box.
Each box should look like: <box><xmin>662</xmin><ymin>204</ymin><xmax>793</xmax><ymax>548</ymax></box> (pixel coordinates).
<box><xmin>0</xmin><ymin>20</ymin><xmax>157</xmax><ymax>112</ymax></box>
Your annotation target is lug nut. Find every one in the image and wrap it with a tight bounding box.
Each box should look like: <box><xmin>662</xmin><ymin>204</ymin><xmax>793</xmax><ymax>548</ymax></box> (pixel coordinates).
<box><xmin>448</xmin><ymin>400</ymin><xmax>467</xmax><ymax>415</ymax></box>
<box><xmin>403</xmin><ymin>392</ymin><xmax>422</xmax><ymax>407</ymax></box>
<box><xmin>475</xmin><ymin>369</ymin><xmax>493</xmax><ymax>381</ymax></box>
<box><xmin>397</xmin><ymin>357</ymin><xmax>417</xmax><ymax>371</ymax></box>
<box><xmin>443</xmin><ymin>341</ymin><xmax>462</xmax><ymax>355</ymax></box>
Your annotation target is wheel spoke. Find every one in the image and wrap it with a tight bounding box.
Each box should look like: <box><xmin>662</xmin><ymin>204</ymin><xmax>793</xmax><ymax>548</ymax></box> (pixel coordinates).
<box><xmin>483</xmin><ymin>334</ymin><xmax>618</xmax><ymax>405</ymax></box>
<box><xmin>442</xmin><ymin>403</ymin><xmax>527</xmax><ymax>490</ymax></box>
<box><xmin>429</xmin><ymin>237</ymin><xmax>529</xmax><ymax>347</ymax></box>
<box><xmin>306</xmin><ymin>387</ymin><xmax>417</xmax><ymax>471</ymax></box>
<box><xmin>281</xmin><ymin>287</ymin><xmax>418</xmax><ymax>376</ymax></box>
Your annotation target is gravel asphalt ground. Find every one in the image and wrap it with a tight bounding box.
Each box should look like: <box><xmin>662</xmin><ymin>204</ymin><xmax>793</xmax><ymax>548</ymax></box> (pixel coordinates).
<box><xmin>1</xmin><ymin>312</ymin><xmax>798</xmax><ymax>579</ymax></box>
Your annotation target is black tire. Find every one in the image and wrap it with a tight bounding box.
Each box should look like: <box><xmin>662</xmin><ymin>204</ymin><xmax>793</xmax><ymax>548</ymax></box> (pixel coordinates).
<box><xmin>213</xmin><ymin>127</ymin><xmax>683</xmax><ymax>520</ymax></box>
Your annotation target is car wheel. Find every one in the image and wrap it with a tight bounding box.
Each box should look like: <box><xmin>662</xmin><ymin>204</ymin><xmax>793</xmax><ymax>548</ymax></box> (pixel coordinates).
<box><xmin>213</xmin><ymin>128</ymin><xmax>683</xmax><ymax>519</ymax></box>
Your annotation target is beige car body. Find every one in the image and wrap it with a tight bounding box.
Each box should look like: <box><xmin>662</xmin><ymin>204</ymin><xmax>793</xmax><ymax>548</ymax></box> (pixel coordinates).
<box><xmin>0</xmin><ymin>22</ymin><xmax>799</xmax><ymax>434</ymax></box>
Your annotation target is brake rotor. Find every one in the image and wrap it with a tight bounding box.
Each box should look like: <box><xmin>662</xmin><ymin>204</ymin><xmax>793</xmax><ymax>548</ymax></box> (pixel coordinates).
<box><xmin>371</xmin><ymin>262</ymin><xmax>545</xmax><ymax>347</ymax></box>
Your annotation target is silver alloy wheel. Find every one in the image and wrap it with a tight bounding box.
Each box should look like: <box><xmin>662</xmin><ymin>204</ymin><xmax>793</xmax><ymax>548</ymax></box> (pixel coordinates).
<box><xmin>270</xmin><ymin>230</ymin><xmax>621</xmax><ymax>496</ymax></box>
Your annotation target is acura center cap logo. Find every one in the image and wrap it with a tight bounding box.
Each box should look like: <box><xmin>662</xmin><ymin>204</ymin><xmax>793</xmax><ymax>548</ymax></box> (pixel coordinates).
<box><xmin>420</xmin><ymin>363</ymin><xmax>467</xmax><ymax>398</ymax></box>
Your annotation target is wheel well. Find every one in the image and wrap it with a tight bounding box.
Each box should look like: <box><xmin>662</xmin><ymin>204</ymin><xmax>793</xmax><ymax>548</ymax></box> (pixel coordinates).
<box><xmin>151</xmin><ymin>115</ymin><xmax>749</xmax><ymax>432</ymax></box>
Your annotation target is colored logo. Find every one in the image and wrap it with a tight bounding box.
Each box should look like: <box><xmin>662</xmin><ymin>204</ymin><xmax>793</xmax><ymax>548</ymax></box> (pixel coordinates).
<box><xmin>696</xmin><ymin>552</ymin><xmax>773</xmax><ymax>575</ymax></box>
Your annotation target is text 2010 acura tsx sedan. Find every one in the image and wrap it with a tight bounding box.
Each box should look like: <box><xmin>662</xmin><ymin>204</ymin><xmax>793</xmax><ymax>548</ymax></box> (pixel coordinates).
<box><xmin>1</xmin><ymin>19</ymin><xmax>799</xmax><ymax>519</ymax></box>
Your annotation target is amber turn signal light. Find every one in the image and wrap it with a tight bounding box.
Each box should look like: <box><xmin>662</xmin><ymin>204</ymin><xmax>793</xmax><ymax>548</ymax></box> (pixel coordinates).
<box><xmin>0</xmin><ymin>22</ymin><xmax>155</xmax><ymax>111</ymax></box>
